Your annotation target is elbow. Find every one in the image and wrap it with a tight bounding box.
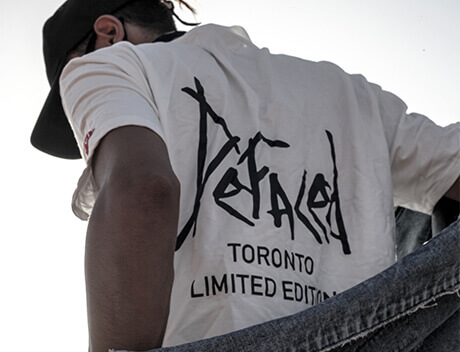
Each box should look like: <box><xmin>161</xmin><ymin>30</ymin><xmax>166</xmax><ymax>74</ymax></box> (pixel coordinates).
<box><xmin>106</xmin><ymin>168</ymin><xmax>180</xmax><ymax>210</ymax></box>
<box><xmin>126</xmin><ymin>172</ymin><xmax>180</xmax><ymax>213</ymax></box>
<box><xmin>88</xmin><ymin>169</ymin><xmax>180</xmax><ymax>284</ymax></box>
<box><xmin>94</xmin><ymin>167</ymin><xmax>181</xmax><ymax>247</ymax></box>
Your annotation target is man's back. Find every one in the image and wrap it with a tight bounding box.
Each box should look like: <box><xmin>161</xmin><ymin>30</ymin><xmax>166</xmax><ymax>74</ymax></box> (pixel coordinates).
<box><xmin>61</xmin><ymin>24</ymin><xmax>460</xmax><ymax>346</ymax></box>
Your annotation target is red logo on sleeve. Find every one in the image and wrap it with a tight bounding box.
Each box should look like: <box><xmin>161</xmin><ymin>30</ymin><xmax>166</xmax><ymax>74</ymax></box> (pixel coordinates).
<box><xmin>84</xmin><ymin>129</ymin><xmax>95</xmax><ymax>156</ymax></box>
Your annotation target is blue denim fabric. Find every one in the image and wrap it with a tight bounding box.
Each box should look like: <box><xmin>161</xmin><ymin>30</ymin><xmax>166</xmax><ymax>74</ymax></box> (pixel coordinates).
<box><xmin>395</xmin><ymin>207</ymin><xmax>432</xmax><ymax>259</ymax></box>
<box><xmin>111</xmin><ymin>220</ymin><xmax>459</xmax><ymax>352</ymax></box>
<box><xmin>395</xmin><ymin>197</ymin><xmax>460</xmax><ymax>259</ymax></box>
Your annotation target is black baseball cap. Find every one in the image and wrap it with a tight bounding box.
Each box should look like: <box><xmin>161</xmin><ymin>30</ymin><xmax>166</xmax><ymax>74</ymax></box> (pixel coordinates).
<box><xmin>31</xmin><ymin>0</ymin><xmax>134</xmax><ymax>159</ymax></box>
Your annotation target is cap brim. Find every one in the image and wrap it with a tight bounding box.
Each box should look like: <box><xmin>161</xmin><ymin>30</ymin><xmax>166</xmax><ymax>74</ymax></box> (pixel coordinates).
<box><xmin>31</xmin><ymin>75</ymin><xmax>82</xmax><ymax>159</ymax></box>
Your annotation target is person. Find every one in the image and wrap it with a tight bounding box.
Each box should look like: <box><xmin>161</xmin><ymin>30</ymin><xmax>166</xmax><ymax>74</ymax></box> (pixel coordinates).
<box><xmin>31</xmin><ymin>0</ymin><xmax>460</xmax><ymax>351</ymax></box>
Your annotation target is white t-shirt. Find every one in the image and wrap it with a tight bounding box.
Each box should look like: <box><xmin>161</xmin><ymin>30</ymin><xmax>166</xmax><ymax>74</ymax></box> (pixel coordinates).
<box><xmin>60</xmin><ymin>24</ymin><xmax>460</xmax><ymax>347</ymax></box>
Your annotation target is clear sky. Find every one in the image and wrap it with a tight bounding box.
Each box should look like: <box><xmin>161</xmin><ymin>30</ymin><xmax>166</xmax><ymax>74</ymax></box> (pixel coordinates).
<box><xmin>1</xmin><ymin>0</ymin><xmax>459</xmax><ymax>350</ymax></box>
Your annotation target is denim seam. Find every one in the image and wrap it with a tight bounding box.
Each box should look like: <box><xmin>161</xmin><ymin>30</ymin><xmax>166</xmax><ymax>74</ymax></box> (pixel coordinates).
<box><xmin>318</xmin><ymin>282</ymin><xmax>459</xmax><ymax>352</ymax></box>
<box><xmin>313</xmin><ymin>272</ymin><xmax>459</xmax><ymax>349</ymax></box>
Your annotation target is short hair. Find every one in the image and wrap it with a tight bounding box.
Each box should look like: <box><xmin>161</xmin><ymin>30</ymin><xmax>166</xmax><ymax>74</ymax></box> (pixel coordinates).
<box><xmin>114</xmin><ymin>0</ymin><xmax>177</xmax><ymax>36</ymax></box>
<box><xmin>68</xmin><ymin>0</ymin><xmax>195</xmax><ymax>58</ymax></box>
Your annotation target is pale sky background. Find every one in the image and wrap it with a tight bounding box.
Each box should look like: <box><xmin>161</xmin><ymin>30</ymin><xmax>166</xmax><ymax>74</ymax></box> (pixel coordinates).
<box><xmin>1</xmin><ymin>0</ymin><xmax>459</xmax><ymax>350</ymax></box>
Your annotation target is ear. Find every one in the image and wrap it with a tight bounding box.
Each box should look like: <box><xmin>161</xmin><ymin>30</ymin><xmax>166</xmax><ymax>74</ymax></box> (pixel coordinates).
<box><xmin>93</xmin><ymin>15</ymin><xmax>126</xmax><ymax>49</ymax></box>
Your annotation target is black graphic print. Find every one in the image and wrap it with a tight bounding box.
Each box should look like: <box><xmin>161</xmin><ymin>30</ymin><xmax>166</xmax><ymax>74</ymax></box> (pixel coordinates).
<box><xmin>176</xmin><ymin>77</ymin><xmax>351</xmax><ymax>255</ymax></box>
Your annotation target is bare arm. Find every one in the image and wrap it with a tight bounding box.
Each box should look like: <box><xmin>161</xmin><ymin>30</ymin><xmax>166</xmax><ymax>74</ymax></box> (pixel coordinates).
<box><xmin>444</xmin><ymin>176</ymin><xmax>460</xmax><ymax>202</ymax></box>
<box><xmin>86</xmin><ymin>126</ymin><xmax>180</xmax><ymax>352</ymax></box>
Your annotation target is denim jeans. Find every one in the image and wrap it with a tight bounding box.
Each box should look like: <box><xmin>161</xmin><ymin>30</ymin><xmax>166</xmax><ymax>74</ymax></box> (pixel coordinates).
<box><xmin>113</xmin><ymin>219</ymin><xmax>459</xmax><ymax>352</ymax></box>
<box><xmin>395</xmin><ymin>197</ymin><xmax>460</xmax><ymax>259</ymax></box>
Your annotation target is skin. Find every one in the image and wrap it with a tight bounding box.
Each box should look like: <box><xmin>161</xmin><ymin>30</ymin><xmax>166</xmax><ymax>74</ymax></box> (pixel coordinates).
<box><xmin>92</xmin><ymin>15</ymin><xmax>161</xmax><ymax>48</ymax></box>
<box><xmin>67</xmin><ymin>15</ymin><xmax>161</xmax><ymax>62</ymax></box>
<box><xmin>70</xmin><ymin>14</ymin><xmax>460</xmax><ymax>352</ymax></box>
<box><xmin>445</xmin><ymin>176</ymin><xmax>460</xmax><ymax>202</ymax></box>
<box><xmin>77</xmin><ymin>16</ymin><xmax>180</xmax><ymax>352</ymax></box>
<box><xmin>87</xmin><ymin>126</ymin><xmax>179</xmax><ymax>352</ymax></box>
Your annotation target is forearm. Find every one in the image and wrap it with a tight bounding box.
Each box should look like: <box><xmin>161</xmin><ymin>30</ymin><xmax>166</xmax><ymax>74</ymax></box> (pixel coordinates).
<box><xmin>85</xmin><ymin>176</ymin><xmax>179</xmax><ymax>352</ymax></box>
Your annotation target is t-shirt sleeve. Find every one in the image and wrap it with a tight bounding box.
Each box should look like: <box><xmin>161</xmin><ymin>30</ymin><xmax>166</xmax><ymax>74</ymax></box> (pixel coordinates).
<box><xmin>371</xmin><ymin>84</ymin><xmax>460</xmax><ymax>214</ymax></box>
<box><xmin>60</xmin><ymin>42</ymin><xmax>165</xmax><ymax>220</ymax></box>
